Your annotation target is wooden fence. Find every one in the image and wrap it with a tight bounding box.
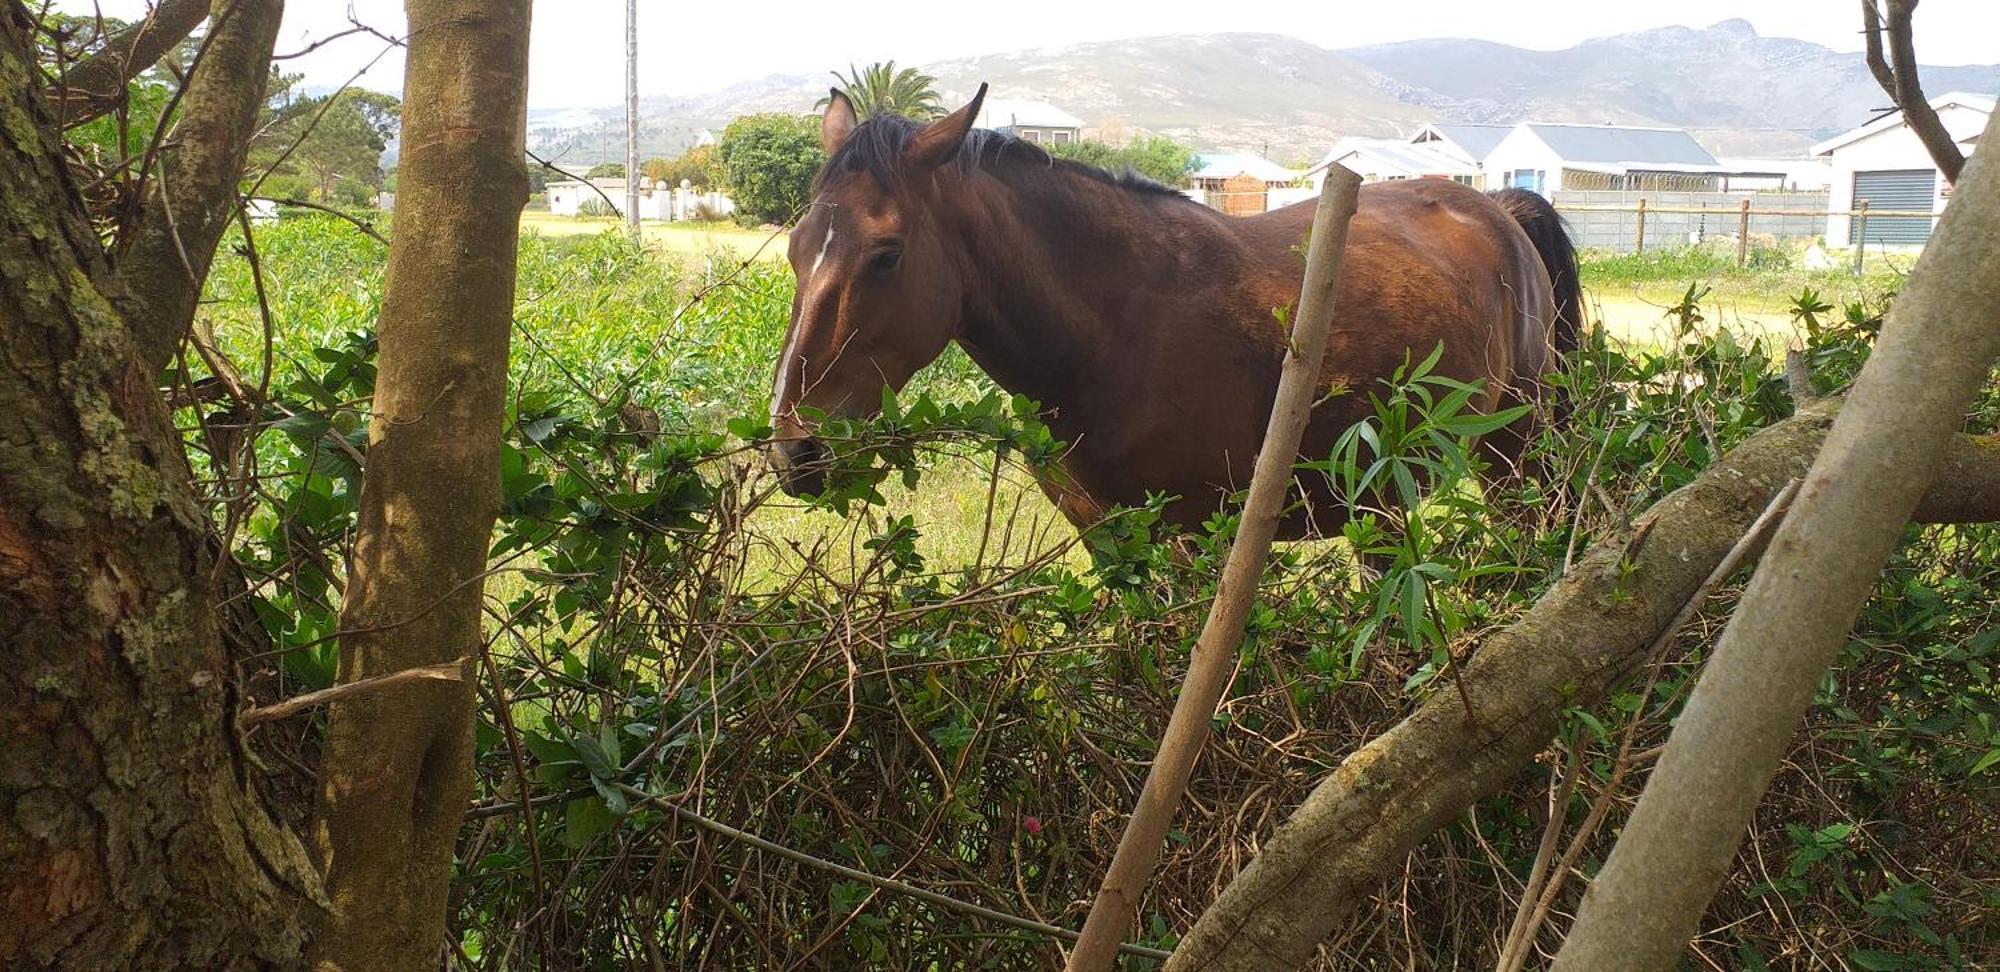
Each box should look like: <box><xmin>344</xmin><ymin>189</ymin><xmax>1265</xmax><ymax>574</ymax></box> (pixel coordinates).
<box><xmin>1552</xmin><ymin>190</ymin><xmax>1831</xmax><ymax>257</ymax></box>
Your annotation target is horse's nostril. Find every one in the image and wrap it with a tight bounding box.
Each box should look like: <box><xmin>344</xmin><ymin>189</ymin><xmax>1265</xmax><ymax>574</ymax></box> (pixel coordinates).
<box><xmin>773</xmin><ymin>437</ymin><xmax>832</xmax><ymax>498</ymax></box>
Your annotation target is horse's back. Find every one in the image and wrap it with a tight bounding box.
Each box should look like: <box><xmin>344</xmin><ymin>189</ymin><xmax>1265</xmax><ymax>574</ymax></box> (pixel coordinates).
<box><xmin>1240</xmin><ymin>179</ymin><xmax>1558</xmax><ymax>396</ymax></box>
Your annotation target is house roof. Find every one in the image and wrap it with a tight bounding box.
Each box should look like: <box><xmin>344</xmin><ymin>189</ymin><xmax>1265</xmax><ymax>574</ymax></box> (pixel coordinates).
<box><xmin>1410</xmin><ymin>123</ymin><xmax>1513</xmax><ymax>162</ymax></box>
<box><xmin>976</xmin><ymin>98</ymin><xmax>1085</xmax><ymax>131</ymax></box>
<box><xmin>1313</xmin><ymin>138</ymin><xmax>1478</xmax><ymax>177</ymax></box>
<box><xmin>1521</xmin><ymin>123</ymin><xmax>1720</xmax><ymax>167</ymax></box>
<box><xmin>1194</xmin><ymin>152</ymin><xmax>1302</xmax><ymax>184</ymax></box>
<box><xmin>1811</xmin><ymin>91</ymin><xmax>1995</xmax><ymax>157</ymax></box>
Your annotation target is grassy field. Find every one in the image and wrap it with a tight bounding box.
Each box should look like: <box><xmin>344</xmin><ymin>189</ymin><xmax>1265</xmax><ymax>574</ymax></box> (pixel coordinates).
<box><xmin>520</xmin><ymin>210</ymin><xmax>789</xmax><ymax>260</ymax></box>
<box><xmin>515</xmin><ymin>211</ymin><xmax>1898</xmax><ymax>351</ymax></box>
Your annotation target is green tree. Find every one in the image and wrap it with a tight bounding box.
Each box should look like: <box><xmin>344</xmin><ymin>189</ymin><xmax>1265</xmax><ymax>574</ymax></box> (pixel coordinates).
<box><xmin>1049</xmin><ymin>134</ymin><xmax>1198</xmax><ymax>187</ymax></box>
<box><xmin>815</xmin><ymin>60</ymin><xmax>944</xmax><ymax>121</ymax></box>
<box><xmin>1122</xmin><ymin>135</ymin><xmax>1198</xmax><ymax>186</ymax></box>
<box><xmin>718</xmin><ymin>113</ymin><xmax>824</xmax><ymax>224</ymax></box>
<box><xmin>642</xmin><ymin>143</ymin><xmax>722</xmax><ymax>189</ymax></box>
<box><xmin>250</xmin><ymin>82</ymin><xmax>401</xmax><ymax>206</ymax></box>
<box><xmin>586</xmin><ymin>161</ymin><xmax>626</xmax><ymax>179</ymax></box>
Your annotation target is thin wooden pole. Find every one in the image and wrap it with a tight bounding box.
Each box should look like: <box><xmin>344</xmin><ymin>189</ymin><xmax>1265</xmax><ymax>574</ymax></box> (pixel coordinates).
<box><xmin>624</xmin><ymin>0</ymin><xmax>639</xmax><ymax>241</ymax></box>
<box><xmin>1064</xmin><ymin>164</ymin><xmax>1365</xmax><ymax>972</ymax></box>
<box><xmin>1853</xmin><ymin>198</ymin><xmax>1870</xmax><ymax>274</ymax></box>
<box><xmin>1634</xmin><ymin>196</ymin><xmax>1648</xmax><ymax>253</ymax></box>
<box><xmin>1736</xmin><ymin>198</ymin><xmax>1752</xmax><ymax>268</ymax></box>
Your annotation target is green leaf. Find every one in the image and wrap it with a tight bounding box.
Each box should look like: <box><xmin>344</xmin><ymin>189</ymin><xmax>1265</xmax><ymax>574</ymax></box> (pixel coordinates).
<box><xmin>568</xmin><ymin>731</ymin><xmax>618</xmax><ymax>780</ymax></box>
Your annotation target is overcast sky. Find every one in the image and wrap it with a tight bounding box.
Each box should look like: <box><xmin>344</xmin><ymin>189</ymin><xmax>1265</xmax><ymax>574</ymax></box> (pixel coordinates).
<box><xmin>60</xmin><ymin>0</ymin><xmax>2000</xmax><ymax>109</ymax></box>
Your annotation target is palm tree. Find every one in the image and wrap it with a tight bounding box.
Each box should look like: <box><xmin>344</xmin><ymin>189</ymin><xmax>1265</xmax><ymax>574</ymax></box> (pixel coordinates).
<box><xmin>815</xmin><ymin>61</ymin><xmax>946</xmax><ymax>121</ymax></box>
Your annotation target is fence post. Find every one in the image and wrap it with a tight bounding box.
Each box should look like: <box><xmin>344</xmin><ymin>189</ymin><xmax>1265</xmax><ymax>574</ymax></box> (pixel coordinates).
<box><xmin>1634</xmin><ymin>197</ymin><xmax>1647</xmax><ymax>253</ymax></box>
<box><xmin>1737</xmin><ymin>198</ymin><xmax>1752</xmax><ymax>268</ymax></box>
<box><xmin>1853</xmin><ymin>199</ymin><xmax>1870</xmax><ymax>275</ymax></box>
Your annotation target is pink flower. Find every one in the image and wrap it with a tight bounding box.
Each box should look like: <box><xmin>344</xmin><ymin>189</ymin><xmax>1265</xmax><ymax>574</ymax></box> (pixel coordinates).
<box><xmin>1022</xmin><ymin>816</ymin><xmax>1043</xmax><ymax>836</ymax></box>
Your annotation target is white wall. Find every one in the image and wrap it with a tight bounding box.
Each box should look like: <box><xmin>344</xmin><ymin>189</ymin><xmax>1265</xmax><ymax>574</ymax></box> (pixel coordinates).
<box><xmin>1824</xmin><ymin>103</ymin><xmax>1988</xmax><ymax>243</ymax></box>
<box><xmin>1265</xmin><ymin>186</ymin><xmax>1319</xmax><ymax>210</ymax></box>
<box><xmin>1481</xmin><ymin>127</ymin><xmax>1565</xmax><ymax>196</ymax></box>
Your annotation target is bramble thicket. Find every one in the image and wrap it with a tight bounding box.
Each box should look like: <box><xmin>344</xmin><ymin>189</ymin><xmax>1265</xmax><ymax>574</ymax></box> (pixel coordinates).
<box><xmin>200</xmin><ymin>216</ymin><xmax>1998</xmax><ymax>969</ymax></box>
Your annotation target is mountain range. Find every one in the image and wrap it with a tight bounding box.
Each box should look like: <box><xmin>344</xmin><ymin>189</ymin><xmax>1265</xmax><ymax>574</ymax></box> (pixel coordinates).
<box><xmin>528</xmin><ymin>19</ymin><xmax>2000</xmax><ymax>167</ymax></box>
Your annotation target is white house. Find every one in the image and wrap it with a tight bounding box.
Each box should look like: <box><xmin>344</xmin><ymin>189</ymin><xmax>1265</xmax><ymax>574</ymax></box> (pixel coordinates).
<box><xmin>1407</xmin><ymin>123</ymin><xmax>1514</xmax><ymax>170</ymax></box>
<box><xmin>1813</xmin><ymin>91</ymin><xmax>1991</xmax><ymax>246</ymax></box>
<box><xmin>546</xmin><ymin>177</ymin><xmax>735</xmax><ymax>221</ymax></box>
<box><xmin>1482</xmin><ymin>123</ymin><xmax>1725</xmax><ymax>195</ymax></box>
<box><xmin>1305</xmin><ymin>138</ymin><xmax>1480</xmax><ymax>187</ymax></box>
<box><xmin>975</xmin><ymin>99</ymin><xmax>1085</xmax><ymax>145</ymax></box>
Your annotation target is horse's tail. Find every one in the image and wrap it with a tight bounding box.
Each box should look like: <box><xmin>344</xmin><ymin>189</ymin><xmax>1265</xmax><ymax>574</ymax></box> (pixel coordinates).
<box><xmin>1489</xmin><ymin>188</ymin><xmax>1580</xmax><ymax>363</ymax></box>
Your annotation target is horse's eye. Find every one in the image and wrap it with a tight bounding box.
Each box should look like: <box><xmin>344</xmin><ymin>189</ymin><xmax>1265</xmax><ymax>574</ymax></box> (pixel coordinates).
<box><xmin>868</xmin><ymin>249</ymin><xmax>903</xmax><ymax>275</ymax></box>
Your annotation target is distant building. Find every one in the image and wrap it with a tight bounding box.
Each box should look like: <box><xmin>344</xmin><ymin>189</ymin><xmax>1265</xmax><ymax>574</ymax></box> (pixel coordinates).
<box><xmin>546</xmin><ymin>177</ymin><xmax>734</xmax><ymax>221</ymax></box>
<box><xmin>1813</xmin><ymin>91</ymin><xmax>1991</xmax><ymax>246</ymax></box>
<box><xmin>975</xmin><ymin>99</ymin><xmax>1085</xmax><ymax>145</ymax></box>
<box><xmin>1482</xmin><ymin>123</ymin><xmax>1726</xmax><ymax>194</ymax></box>
<box><xmin>1407</xmin><ymin>123</ymin><xmax>1514</xmax><ymax>169</ymax></box>
<box><xmin>1191</xmin><ymin>153</ymin><xmax>1304</xmax><ymax>215</ymax></box>
<box><xmin>1306</xmin><ymin>138</ymin><xmax>1480</xmax><ymax>187</ymax></box>
<box><xmin>1711</xmin><ymin>158</ymin><xmax>1833</xmax><ymax>192</ymax></box>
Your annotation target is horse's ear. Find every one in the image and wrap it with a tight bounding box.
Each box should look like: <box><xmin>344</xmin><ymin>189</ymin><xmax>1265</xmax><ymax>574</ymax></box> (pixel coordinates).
<box><xmin>905</xmin><ymin>82</ymin><xmax>987</xmax><ymax>171</ymax></box>
<box><xmin>822</xmin><ymin>88</ymin><xmax>858</xmax><ymax>154</ymax></box>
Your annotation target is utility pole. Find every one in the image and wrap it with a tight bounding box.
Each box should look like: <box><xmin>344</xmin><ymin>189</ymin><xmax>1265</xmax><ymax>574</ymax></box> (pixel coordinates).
<box><xmin>624</xmin><ymin>0</ymin><xmax>639</xmax><ymax>242</ymax></box>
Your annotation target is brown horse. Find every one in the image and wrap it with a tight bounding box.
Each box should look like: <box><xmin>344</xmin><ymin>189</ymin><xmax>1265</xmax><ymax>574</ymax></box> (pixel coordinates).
<box><xmin>768</xmin><ymin>84</ymin><xmax>1579</xmax><ymax>538</ymax></box>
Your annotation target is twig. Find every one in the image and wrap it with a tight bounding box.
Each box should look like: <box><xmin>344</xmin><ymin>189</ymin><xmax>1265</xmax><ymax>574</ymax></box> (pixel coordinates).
<box><xmin>250</xmin><ymin>195</ymin><xmax>388</xmax><ymax>245</ymax></box>
<box><xmin>240</xmin><ymin>660</ymin><xmax>464</xmax><ymax>725</ymax></box>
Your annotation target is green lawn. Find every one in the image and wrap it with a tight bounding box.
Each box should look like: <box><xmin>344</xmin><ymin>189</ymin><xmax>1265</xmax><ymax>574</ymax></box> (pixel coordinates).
<box><xmin>519</xmin><ymin>210</ymin><xmax>789</xmax><ymax>260</ymax></box>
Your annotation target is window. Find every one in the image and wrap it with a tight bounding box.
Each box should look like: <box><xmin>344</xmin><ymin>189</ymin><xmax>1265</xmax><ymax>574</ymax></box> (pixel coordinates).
<box><xmin>1021</xmin><ymin>129</ymin><xmax>1041</xmax><ymax>144</ymax></box>
<box><xmin>1452</xmin><ymin>175</ymin><xmax>1476</xmax><ymax>186</ymax></box>
<box><xmin>1053</xmin><ymin>130</ymin><xmax>1073</xmax><ymax>145</ymax></box>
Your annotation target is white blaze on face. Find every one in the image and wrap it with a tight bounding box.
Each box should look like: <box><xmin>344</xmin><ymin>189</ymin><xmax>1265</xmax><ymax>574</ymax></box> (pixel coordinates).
<box><xmin>773</xmin><ymin>226</ymin><xmax>838</xmax><ymax>425</ymax></box>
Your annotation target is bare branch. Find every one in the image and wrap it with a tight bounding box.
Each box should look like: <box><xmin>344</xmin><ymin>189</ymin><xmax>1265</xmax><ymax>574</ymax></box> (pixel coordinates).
<box><xmin>56</xmin><ymin>0</ymin><xmax>211</xmax><ymax>124</ymax></box>
<box><xmin>1862</xmin><ymin>0</ymin><xmax>1966</xmax><ymax>181</ymax></box>
<box><xmin>114</xmin><ymin>0</ymin><xmax>284</xmax><ymax>376</ymax></box>
<box><xmin>1068</xmin><ymin>165</ymin><xmax>1364</xmax><ymax>972</ymax></box>
<box><xmin>240</xmin><ymin>661</ymin><xmax>464</xmax><ymax>726</ymax></box>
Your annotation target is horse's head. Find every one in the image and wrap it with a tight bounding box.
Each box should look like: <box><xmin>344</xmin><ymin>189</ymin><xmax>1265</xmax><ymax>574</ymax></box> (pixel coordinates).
<box><xmin>767</xmin><ymin>84</ymin><xmax>988</xmax><ymax>497</ymax></box>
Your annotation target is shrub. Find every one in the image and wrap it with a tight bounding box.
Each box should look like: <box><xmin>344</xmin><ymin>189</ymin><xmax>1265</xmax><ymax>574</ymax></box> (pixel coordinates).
<box><xmin>1049</xmin><ymin>134</ymin><xmax>1197</xmax><ymax>187</ymax></box>
<box><xmin>718</xmin><ymin>113</ymin><xmax>824</xmax><ymax>225</ymax></box>
<box><xmin>643</xmin><ymin>144</ymin><xmax>722</xmax><ymax>190</ymax></box>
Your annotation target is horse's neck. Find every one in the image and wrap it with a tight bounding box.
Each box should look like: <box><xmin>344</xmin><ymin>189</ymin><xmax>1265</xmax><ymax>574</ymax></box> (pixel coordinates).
<box><xmin>947</xmin><ymin>173</ymin><xmax>1219</xmax><ymax>414</ymax></box>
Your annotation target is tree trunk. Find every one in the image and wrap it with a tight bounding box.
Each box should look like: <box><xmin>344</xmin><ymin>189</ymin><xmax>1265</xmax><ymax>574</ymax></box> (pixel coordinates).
<box><xmin>1548</xmin><ymin>102</ymin><xmax>2000</xmax><ymax>972</ymax></box>
<box><xmin>0</xmin><ymin>10</ymin><xmax>319</xmax><ymax>968</ymax></box>
<box><xmin>1164</xmin><ymin>398</ymin><xmax>2000</xmax><ymax>970</ymax></box>
<box><xmin>308</xmin><ymin>0</ymin><xmax>532</xmax><ymax>968</ymax></box>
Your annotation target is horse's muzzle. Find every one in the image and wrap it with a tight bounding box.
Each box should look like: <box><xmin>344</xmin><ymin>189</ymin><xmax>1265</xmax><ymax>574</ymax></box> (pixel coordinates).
<box><xmin>769</xmin><ymin>436</ymin><xmax>831</xmax><ymax>498</ymax></box>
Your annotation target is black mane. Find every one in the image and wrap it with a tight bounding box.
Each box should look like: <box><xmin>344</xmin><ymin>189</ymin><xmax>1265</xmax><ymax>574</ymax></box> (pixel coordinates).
<box><xmin>819</xmin><ymin>115</ymin><xmax>1186</xmax><ymax>200</ymax></box>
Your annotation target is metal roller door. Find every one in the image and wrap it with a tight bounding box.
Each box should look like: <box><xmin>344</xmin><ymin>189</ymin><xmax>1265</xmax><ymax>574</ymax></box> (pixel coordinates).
<box><xmin>1851</xmin><ymin>169</ymin><xmax>1937</xmax><ymax>245</ymax></box>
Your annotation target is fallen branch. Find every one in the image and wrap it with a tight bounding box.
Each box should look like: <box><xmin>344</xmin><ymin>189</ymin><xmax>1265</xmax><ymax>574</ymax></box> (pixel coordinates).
<box><xmin>1163</xmin><ymin>399</ymin><xmax>2000</xmax><ymax>971</ymax></box>
<box><xmin>1495</xmin><ymin>477</ymin><xmax>1800</xmax><ymax>972</ymax></box>
<box><xmin>240</xmin><ymin>661</ymin><xmax>464</xmax><ymax>726</ymax></box>
<box><xmin>1550</xmin><ymin>100</ymin><xmax>2000</xmax><ymax>972</ymax></box>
